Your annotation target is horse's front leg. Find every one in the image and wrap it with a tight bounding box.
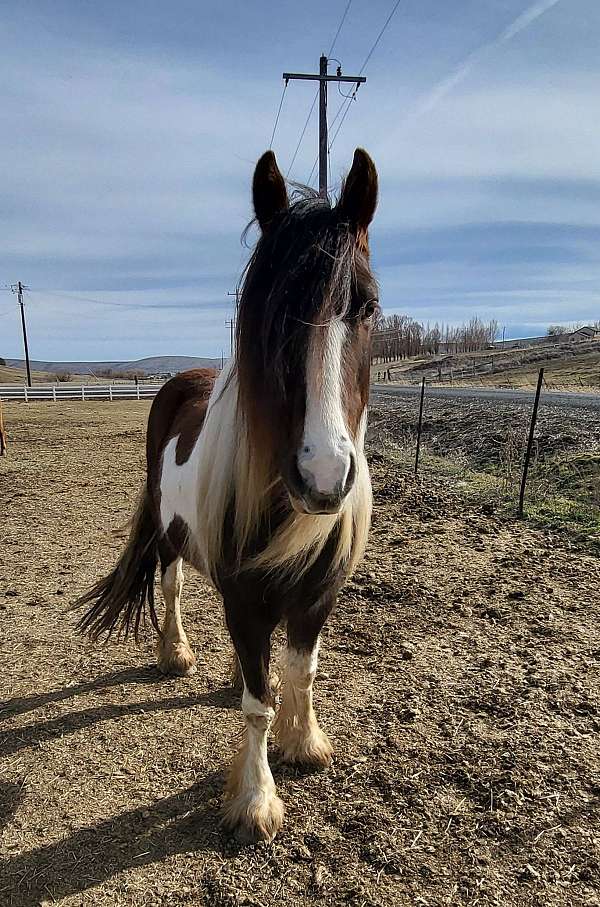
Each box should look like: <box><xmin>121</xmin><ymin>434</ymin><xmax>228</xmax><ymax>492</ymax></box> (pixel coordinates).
<box><xmin>274</xmin><ymin>591</ymin><xmax>335</xmax><ymax>768</ymax></box>
<box><xmin>221</xmin><ymin>598</ymin><xmax>284</xmax><ymax>842</ymax></box>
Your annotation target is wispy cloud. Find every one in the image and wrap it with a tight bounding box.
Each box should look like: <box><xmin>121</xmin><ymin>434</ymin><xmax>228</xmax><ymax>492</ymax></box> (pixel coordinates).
<box><xmin>416</xmin><ymin>0</ymin><xmax>562</xmax><ymax>115</ymax></box>
<box><xmin>501</xmin><ymin>0</ymin><xmax>561</xmax><ymax>42</ymax></box>
<box><xmin>1</xmin><ymin>0</ymin><xmax>598</xmax><ymax>357</ymax></box>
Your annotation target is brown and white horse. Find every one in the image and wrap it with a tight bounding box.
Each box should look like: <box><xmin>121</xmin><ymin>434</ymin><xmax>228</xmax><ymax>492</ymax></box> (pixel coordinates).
<box><xmin>76</xmin><ymin>147</ymin><xmax>379</xmax><ymax>842</ymax></box>
<box><xmin>0</xmin><ymin>400</ymin><xmax>7</xmax><ymax>457</ymax></box>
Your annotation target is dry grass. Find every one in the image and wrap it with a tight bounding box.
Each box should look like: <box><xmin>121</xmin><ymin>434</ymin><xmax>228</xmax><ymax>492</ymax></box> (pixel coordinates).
<box><xmin>0</xmin><ymin>365</ymin><xmax>56</xmax><ymax>384</ymax></box>
<box><xmin>0</xmin><ymin>401</ymin><xmax>599</xmax><ymax>906</ymax></box>
<box><xmin>375</xmin><ymin>343</ymin><xmax>600</xmax><ymax>390</ymax></box>
<box><xmin>462</xmin><ymin>351</ymin><xmax>600</xmax><ymax>389</ymax></box>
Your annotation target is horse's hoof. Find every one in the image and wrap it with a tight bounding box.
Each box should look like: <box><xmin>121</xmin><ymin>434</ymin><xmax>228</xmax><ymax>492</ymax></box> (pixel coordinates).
<box><xmin>221</xmin><ymin>791</ymin><xmax>284</xmax><ymax>843</ymax></box>
<box><xmin>277</xmin><ymin>724</ymin><xmax>333</xmax><ymax>768</ymax></box>
<box><xmin>157</xmin><ymin>642</ymin><xmax>197</xmax><ymax>677</ymax></box>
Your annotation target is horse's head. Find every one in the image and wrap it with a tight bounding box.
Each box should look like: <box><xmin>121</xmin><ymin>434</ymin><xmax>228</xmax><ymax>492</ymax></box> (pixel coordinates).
<box><xmin>237</xmin><ymin>148</ymin><xmax>378</xmax><ymax>516</ymax></box>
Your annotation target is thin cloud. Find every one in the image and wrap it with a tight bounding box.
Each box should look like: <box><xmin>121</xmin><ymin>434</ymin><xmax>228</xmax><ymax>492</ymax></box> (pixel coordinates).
<box><xmin>416</xmin><ymin>0</ymin><xmax>562</xmax><ymax>115</ymax></box>
<box><xmin>501</xmin><ymin>0</ymin><xmax>561</xmax><ymax>42</ymax></box>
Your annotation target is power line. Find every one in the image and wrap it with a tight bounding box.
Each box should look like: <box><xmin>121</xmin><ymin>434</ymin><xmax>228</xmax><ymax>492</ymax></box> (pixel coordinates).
<box><xmin>331</xmin><ymin>0</ymin><xmax>403</xmax><ymax>143</ymax></box>
<box><xmin>286</xmin><ymin>0</ymin><xmax>353</xmax><ymax>180</ymax></box>
<box><xmin>307</xmin><ymin>87</ymin><xmax>358</xmax><ymax>184</ymax></box>
<box><xmin>307</xmin><ymin>0</ymin><xmax>403</xmax><ymax>184</ymax></box>
<box><xmin>269</xmin><ymin>78</ymin><xmax>289</xmax><ymax>149</ymax></box>
<box><xmin>328</xmin><ymin>84</ymin><xmax>361</xmax><ymax>150</ymax></box>
<box><xmin>29</xmin><ymin>288</ymin><xmax>176</xmax><ymax>310</ymax></box>
<box><xmin>328</xmin><ymin>0</ymin><xmax>352</xmax><ymax>56</ymax></box>
<box><xmin>287</xmin><ymin>91</ymin><xmax>318</xmax><ymax>178</ymax></box>
<box><xmin>29</xmin><ymin>289</ymin><xmax>127</xmax><ymax>308</ymax></box>
<box><xmin>359</xmin><ymin>0</ymin><xmax>403</xmax><ymax>75</ymax></box>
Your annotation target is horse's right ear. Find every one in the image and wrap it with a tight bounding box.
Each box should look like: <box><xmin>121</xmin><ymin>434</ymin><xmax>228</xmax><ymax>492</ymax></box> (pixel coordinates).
<box><xmin>253</xmin><ymin>151</ymin><xmax>288</xmax><ymax>232</ymax></box>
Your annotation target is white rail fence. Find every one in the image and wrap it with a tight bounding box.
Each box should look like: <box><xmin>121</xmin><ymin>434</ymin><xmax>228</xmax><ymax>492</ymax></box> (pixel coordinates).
<box><xmin>0</xmin><ymin>383</ymin><xmax>164</xmax><ymax>402</ymax></box>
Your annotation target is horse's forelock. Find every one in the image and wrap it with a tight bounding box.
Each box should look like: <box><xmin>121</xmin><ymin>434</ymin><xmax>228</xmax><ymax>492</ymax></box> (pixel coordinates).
<box><xmin>235</xmin><ymin>197</ymin><xmax>356</xmax><ymax>452</ymax></box>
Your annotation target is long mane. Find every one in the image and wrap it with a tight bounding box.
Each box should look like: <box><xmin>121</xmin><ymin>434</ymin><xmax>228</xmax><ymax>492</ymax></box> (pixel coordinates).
<box><xmin>194</xmin><ymin>195</ymin><xmax>372</xmax><ymax>585</ymax></box>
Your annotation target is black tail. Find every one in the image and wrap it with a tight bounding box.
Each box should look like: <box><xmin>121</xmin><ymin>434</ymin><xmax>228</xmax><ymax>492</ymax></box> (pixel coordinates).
<box><xmin>74</xmin><ymin>489</ymin><xmax>159</xmax><ymax>641</ymax></box>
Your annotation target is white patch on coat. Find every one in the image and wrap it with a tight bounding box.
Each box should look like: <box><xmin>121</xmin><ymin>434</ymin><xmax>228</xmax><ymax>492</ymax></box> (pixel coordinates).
<box><xmin>298</xmin><ymin>320</ymin><xmax>354</xmax><ymax>495</ymax></box>
<box><xmin>159</xmin><ymin>438</ymin><xmax>201</xmax><ymax>540</ymax></box>
<box><xmin>285</xmin><ymin>641</ymin><xmax>320</xmax><ymax>682</ymax></box>
<box><xmin>242</xmin><ymin>688</ymin><xmax>275</xmax><ymax>721</ymax></box>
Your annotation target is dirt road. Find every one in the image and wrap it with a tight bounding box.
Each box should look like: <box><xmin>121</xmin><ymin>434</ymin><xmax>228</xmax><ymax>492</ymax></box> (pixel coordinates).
<box><xmin>1</xmin><ymin>401</ymin><xmax>599</xmax><ymax>906</ymax></box>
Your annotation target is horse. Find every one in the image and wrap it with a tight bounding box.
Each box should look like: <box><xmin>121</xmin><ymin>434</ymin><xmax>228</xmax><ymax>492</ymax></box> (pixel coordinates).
<box><xmin>0</xmin><ymin>400</ymin><xmax>7</xmax><ymax>456</ymax></box>
<box><xmin>75</xmin><ymin>147</ymin><xmax>379</xmax><ymax>842</ymax></box>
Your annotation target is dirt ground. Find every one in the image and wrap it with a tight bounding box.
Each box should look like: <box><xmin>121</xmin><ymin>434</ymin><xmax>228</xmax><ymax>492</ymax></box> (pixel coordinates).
<box><xmin>1</xmin><ymin>400</ymin><xmax>599</xmax><ymax>907</ymax></box>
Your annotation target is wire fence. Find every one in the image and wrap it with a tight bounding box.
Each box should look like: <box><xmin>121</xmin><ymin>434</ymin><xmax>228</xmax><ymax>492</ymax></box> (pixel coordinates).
<box><xmin>368</xmin><ymin>368</ymin><xmax>599</xmax><ymax>543</ymax></box>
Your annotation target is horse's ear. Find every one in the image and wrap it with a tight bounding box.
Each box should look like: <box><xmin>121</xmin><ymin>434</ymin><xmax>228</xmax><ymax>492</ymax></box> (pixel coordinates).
<box><xmin>337</xmin><ymin>148</ymin><xmax>378</xmax><ymax>240</ymax></box>
<box><xmin>253</xmin><ymin>150</ymin><xmax>288</xmax><ymax>231</ymax></box>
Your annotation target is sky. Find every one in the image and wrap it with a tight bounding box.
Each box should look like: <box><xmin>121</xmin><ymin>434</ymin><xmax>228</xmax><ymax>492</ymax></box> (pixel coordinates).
<box><xmin>1</xmin><ymin>0</ymin><xmax>599</xmax><ymax>361</ymax></box>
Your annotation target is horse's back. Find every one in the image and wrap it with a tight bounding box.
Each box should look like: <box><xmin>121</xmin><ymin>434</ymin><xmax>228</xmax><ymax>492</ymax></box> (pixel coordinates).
<box><xmin>147</xmin><ymin>368</ymin><xmax>218</xmax><ymax>476</ymax></box>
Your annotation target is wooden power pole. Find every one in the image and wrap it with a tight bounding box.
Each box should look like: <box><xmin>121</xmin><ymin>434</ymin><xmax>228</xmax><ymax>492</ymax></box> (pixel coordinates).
<box><xmin>11</xmin><ymin>280</ymin><xmax>32</xmax><ymax>387</ymax></box>
<box><xmin>283</xmin><ymin>55</ymin><xmax>366</xmax><ymax>198</ymax></box>
<box><xmin>226</xmin><ymin>288</ymin><xmax>240</xmax><ymax>358</ymax></box>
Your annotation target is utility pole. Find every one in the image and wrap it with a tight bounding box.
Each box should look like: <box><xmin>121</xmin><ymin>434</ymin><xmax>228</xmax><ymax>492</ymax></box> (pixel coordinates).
<box><xmin>11</xmin><ymin>281</ymin><xmax>32</xmax><ymax>387</ymax></box>
<box><xmin>226</xmin><ymin>288</ymin><xmax>239</xmax><ymax>358</ymax></box>
<box><xmin>283</xmin><ymin>56</ymin><xmax>366</xmax><ymax>198</ymax></box>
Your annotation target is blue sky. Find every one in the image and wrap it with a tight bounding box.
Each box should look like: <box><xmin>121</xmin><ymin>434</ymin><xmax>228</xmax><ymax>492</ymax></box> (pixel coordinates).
<box><xmin>1</xmin><ymin>0</ymin><xmax>599</xmax><ymax>360</ymax></box>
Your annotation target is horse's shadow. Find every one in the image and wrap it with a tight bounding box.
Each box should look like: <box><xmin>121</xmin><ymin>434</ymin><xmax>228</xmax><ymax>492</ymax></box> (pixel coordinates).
<box><xmin>0</xmin><ymin>666</ymin><xmax>239</xmax><ymax>760</ymax></box>
<box><xmin>0</xmin><ymin>666</ymin><xmax>248</xmax><ymax>903</ymax></box>
<box><xmin>0</xmin><ymin>664</ymin><xmax>186</xmax><ymax>722</ymax></box>
<box><xmin>0</xmin><ymin>769</ymin><xmax>234</xmax><ymax>906</ymax></box>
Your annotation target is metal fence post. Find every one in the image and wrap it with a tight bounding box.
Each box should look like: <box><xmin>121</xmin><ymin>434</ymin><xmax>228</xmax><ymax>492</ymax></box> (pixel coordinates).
<box><xmin>518</xmin><ymin>367</ymin><xmax>544</xmax><ymax>517</ymax></box>
<box><xmin>24</xmin><ymin>384</ymin><xmax>28</xmax><ymax>403</ymax></box>
<box><xmin>415</xmin><ymin>377</ymin><xmax>426</xmax><ymax>476</ymax></box>
<box><xmin>109</xmin><ymin>384</ymin><xmax>113</xmax><ymax>402</ymax></box>
<box><xmin>52</xmin><ymin>385</ymin><xmax>56</xmax><ymax>402</ymax></box>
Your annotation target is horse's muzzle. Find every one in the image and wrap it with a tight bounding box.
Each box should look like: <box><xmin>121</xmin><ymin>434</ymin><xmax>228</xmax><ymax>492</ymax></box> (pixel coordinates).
<box><xmin>285</xmin><ymin>453</ymin><xmax>356</xmax><ymax>515</ymax></box>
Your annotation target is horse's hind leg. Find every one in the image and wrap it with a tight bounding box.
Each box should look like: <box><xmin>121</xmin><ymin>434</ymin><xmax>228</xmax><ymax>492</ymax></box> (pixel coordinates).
<box><xmin>274</xmin><ymin>592</ymin><xmax>335</xmax><ymax>768</ymax></box>
<box><xmin>156</xmin><ymin>557</ymin><xmax>197</xmax><ymax>677</ymax></box>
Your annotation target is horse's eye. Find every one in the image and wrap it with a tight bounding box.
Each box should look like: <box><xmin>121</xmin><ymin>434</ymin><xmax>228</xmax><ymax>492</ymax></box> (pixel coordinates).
<box><xmin>362</xmin><ymin>300</ymin><xmax>378</xmax><ymax>320</ymax></box>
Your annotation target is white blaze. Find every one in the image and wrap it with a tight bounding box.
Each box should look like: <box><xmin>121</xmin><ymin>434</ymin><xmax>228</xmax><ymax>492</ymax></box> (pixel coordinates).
<box><xmin>298</xmin><ymin>320</ymin><xmax>354</xmax><ymax>496</ymax></box>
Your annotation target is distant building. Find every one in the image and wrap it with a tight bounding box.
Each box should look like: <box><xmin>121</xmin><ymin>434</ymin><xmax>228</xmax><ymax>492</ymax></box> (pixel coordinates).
<box><xmin>492</xmin><ymin>334</ymin><xmax>564</xmax><ymax>350</ymax></box>
<box><xmin>569</xmin><ymin>325</ymin><xmax>600</xmax><ymax>342</ymax></box>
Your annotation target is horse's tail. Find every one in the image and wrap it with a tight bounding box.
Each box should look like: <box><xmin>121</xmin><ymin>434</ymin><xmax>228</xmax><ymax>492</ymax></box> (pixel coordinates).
<box><xmin>74</xmin><ymin>487</ymin><xmax>159</xmax><ymax>641</ymax></box>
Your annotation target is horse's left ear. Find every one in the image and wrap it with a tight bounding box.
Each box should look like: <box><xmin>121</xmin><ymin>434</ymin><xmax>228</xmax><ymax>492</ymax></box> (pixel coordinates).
<box><xmin>253</xmin><ymin>150</ymin><xmax>288</xmax><ymax>232</ymax></box>
<box><xmin>336</xmin><ymin>148</ymin><xmax>378</xmax><ymax>239</ymax></box>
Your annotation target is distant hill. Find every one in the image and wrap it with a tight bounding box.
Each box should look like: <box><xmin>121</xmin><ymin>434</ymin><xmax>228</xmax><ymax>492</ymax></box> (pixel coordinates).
<box><xmin>0</xmin><ymin>364</ymin><xmax>60</xmax><ymax>384</ymax></box>
<box><xmin>5</xmin><ymin>356</ymin><xmax>222</xmax><ymax>376</ymax></box>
